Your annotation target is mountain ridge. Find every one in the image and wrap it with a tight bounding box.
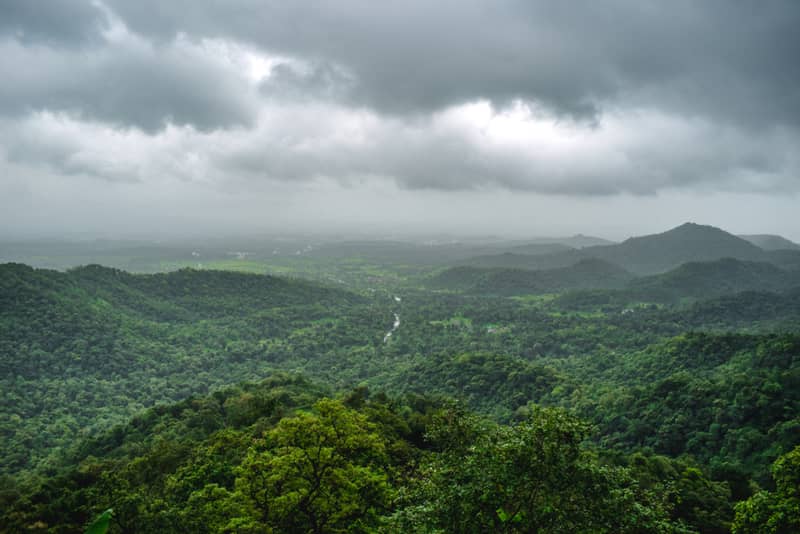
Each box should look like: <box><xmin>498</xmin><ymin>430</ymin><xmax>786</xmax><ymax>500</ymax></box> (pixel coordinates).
<box><xmin>458</xmin><ymin>222</ymin><xmax>799</xmax><ymax>275</ymax></box>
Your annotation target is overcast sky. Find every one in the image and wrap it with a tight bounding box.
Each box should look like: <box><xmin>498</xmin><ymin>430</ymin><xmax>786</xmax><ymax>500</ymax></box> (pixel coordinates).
<box><xmin>1</xmin><ymin>0</ymin><xmax>798</xmax><ymax>240</ymax></box>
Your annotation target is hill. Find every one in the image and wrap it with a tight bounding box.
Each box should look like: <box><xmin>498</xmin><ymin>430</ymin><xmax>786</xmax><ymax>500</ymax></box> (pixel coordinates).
<box><xmin>0</xmin><ymin>263</ymin><xmax>377</xmax><ymax>475</ymax></box>
<box><xmin>429</xmin><ymin>258</ymin><xmax>634</xmax><ymax>295</ymax></box>
<box><xmin>739</xmin><ymin>234</ymin><xmax>800</xmax><ymax>251</ymax></box>
<box><xmin>457</xmin><ymin>251</ymin><xmax>581</xmax><ymax>270</ymax></box>
<box><xmin>628</xmin><ymin>258</ymin><xmax>800</xmax><ymax>301</ymax></box>
<box><xmin>529</xmin><ymin>233</ymin><xmax>615</xmax><ymax>248</ymax></box>
<box><xmin>3</xmin><ymin>259</ymin><xmax>800</xmax><ymax>533</ymax></box>
<box><xmin>1</xmin><ymin>375</ymin><xmax>704</xmax><ymax>533</ymax></box>
<box><xmin>578</xmin><ymin>222</ymin><xmax>767</xmax><ymax>274</ymax></box>
<box><xmin>459</xmin><ymin>222</ymin><xmax>781</xmax><ymax>275</ymax></box>
<box><xmin>435</xmin><ymin>255</ymin><xmax>800</xmax><ymax>301</ymax></box>
<box><xmin>505</xmin><ymin>242</ymin><xmax>575</xmax><ymax>255</ymax></box>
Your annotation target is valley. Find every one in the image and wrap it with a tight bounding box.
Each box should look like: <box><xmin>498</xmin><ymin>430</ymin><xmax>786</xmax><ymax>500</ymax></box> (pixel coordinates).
<box><xmin>1</xmin><ymin>223</ymin><xmax>799</xmax><ymax>533</ymax></box>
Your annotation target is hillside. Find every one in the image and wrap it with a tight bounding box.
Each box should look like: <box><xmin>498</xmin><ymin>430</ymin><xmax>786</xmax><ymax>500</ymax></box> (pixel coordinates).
<box><xmin>3</xmin><ymin>256</ymin><xmax>800</xmax><ymax>533</ymax></box>
<box><xmin>505</xmin><ymin>242</ymin><xmax>574</xmax><ymax>255</ymax></box>
<box><xmin>458</xmin><ymin>251</ymin><xmax>582</xmax><ymax>270</ymax></box>
<box><xmin>458</xmin><ymin>223</ymin><xmax>780</xmax><ymax>275</ymax></box>
<box><xmin>4</xmin><ymin>332</ymin><xmax>800</xmax><ymax>533</ymax></box>
<box><xmin>548</xmin><ymin>233</ymin><xmax>615</xmax><ymax>248</ymax></box>
<box><xmin>2</xmin><ymin>375</ymin><xmax>717</xmax><ymax>534</ymax></box>
<box><xmin>305</xmin><ymin>239</ymin><xmax>573</xmax><ymax>265</ymax></box>
<box><xmin>434</xmin><ymin>256</ymin><xmax>800</xmax><ymax>301</ymax></box>
<box><xmin>0</xmin><ymin>263</ymin><xmax>380</xmax><ymax>475</ymax></box>
<box><xmin>739</xmin><ymin>234</ymin><xmax>800</xmax><ymax>251</ymax></box>
<box><xmin>628</xmin><ymin>258</ymin><xmax>800</xmax><ymax>301</ymax></box>
<box><xmin>429</xmin><ymin>258</ymin><xmax>634</xmax><ymax>296</ymax></box>
<box><xmin>518</xmin><ymin>234</ymin><xmax>614</xmax><ymax>249</ymax></box>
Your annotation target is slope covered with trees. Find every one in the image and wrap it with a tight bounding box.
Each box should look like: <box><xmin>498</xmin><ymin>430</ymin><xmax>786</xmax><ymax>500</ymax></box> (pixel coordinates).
<box><xmin>2</xmin><ymin>376</ymin><xmax>732</xmax><ymax>533</ymax></box>
<box><xmin>457</xmin><ymin>223</ymin><xmax>800</xmax><ymax>275</ymax></box>
<box><xmin>429</xmin><ymin>258</ymin><xmax>634</xmax><ymax>295</ymax></box>
<box><xmin>432</xmin><ymin>256</ymin><xmax>800</xmax><ymax>302</ymax></box>
<box><xmin>2</xmin><ymin>246</ymin><xmax>800</xmax><ymax>532</ymax></box>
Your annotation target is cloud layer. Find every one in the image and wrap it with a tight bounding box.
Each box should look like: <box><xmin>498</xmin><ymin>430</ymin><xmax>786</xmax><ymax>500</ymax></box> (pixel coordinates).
<box><xmin>0</xmin><ymin>0</ymin><xmax>798</xmax><ymax>237</ymax></box>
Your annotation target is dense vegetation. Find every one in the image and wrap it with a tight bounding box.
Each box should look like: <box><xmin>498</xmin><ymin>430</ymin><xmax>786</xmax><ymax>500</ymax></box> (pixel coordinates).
<box><xmin>0</xmin><ymin>376</ymin><xmax>735</xmax><ymax>533</ymax></box>
<box><xmin>2</xmin><ymin>223</ymin><xmax>800</xmax><ymax>532</ymax></box>
<box><xmin>432</xmin><ymin>258</ymin><xmax>800</xmax><ymax>301</ymax></box>
<box><xmin>456</xmin><ymin>223</ymin><xmax>800</xmax><ymax>274</ymax></box>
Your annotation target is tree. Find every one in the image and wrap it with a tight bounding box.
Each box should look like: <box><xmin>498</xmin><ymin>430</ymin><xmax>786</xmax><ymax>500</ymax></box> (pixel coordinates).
<box><xmin>391</xmin><ymin>405</ymin><xmax>676</xmax><ymax>533</ymax></box>
<box><xmin>732</xmin><ymin>445</ymin><xmax>800</xmax><ymax>533</ymax></box>
<box><xmin>234</xmin><ymin>398</ymin><xmax>392</xmax><ymax>533</ymax></box>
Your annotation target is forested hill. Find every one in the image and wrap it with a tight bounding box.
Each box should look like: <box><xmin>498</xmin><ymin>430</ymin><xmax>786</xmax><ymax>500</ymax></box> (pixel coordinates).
<box><xmin>457</xmin><ymin>222</ymin><xmax>800</xmax><ymax>275</ymax></box>
<box><xmin>739</xmin><ymin>234</ymin><xmax>800</xmax><ymax>251</ymax></box>
<box><xmin>2</xmin><ymin>263</ymin><xmax>363</xmax><ymax>320</ymax></box>
<box><xmin>431</xmin><ymin>256</ymin><xmax>800</xmax><ymax>300</ymax></box>
<box><xmin>3</xmin><ymin>259</ymin><xmax>800</xmax><ymax>532</ymax></box>
<box><xmin>592</xmin><ymin>222</ymin><xmax>766</xmax><ymax>274</ymax></box>
<box><xmin>628</xmin><ymin>258</ymin><xmax>800</xmax><ymax>300</ymax></box>
<box><xmin>4</xmin><ymin>371</ymin><xmax>799</xmax><ymax>533</ymax></box>
<box><xmin>428</xmin><ymin>258</ymin><xmax>634</xmax><ymax>294</ymax></box>
<box><xmin>0</xmin><ymin>263</ymin><xmax>379</xmax><ymax>475</ymax></box>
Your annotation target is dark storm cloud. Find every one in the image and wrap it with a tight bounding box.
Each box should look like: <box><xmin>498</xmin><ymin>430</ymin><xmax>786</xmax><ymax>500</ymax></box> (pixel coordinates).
<box><xmin>104</xmin><ymin>0</ymin><xmax>800</xmax><ymax>127</ymax></box>
<box><xmin>0</xmin><ymin>0</ymin><xmax>798</xmax><ymax>201</ymax></box>
<box><xmin>0</xmin><ymin>36</ymin><xmax>259</xmax><ymax>132</ymax></box>
<box><xmin>0</xmin><ymin>0</ymin><xmax>108</xmax><ymax>46</ymax></box>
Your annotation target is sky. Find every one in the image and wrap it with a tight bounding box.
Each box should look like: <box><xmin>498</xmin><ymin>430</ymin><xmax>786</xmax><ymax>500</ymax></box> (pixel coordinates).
<box><xmin>0</xmin><ymin>0</ymin><xmax>799</xmax><ymax>241</ymax></box>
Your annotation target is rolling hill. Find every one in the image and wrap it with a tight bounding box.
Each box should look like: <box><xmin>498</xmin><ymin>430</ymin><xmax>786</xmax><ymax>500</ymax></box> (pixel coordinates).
<box><xmin>435</xmin><ymin>256</ymin><xmax>800</xmax><ymax>302</ymax></box>
<box><xmin>429</xmin><ymin>258</ymin><xmax>634</xmax><ymax>295</ymax></box>
<box><xmin>458</xmin><ymin>222</ymin><xmax>794</xmax><ymax>275</ymax></box>
<box><xmin>590</xmin><ymin>223</ymin><xmax>765</xmax><ymax>274</ymax></box>
<box><xmin>739</xmin><ymin>234</ymin><xmax>800</xmax><ymax>251</ymax></box>
<box><xmin>628</xmin><ymin>258</ymin><xmax>800</xmax><ymax>301</ymax></box>
<box><xmin>0</xmin><ymin>263</ymin><xmax>375</xmax><ymax>475</ymax></box>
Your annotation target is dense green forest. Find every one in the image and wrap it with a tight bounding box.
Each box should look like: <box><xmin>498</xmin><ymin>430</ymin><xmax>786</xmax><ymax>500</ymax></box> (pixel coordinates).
<box><xmin>2</xmin><ymin>223</ymin><xmax>800</xmax><ymax>532</ymax></box>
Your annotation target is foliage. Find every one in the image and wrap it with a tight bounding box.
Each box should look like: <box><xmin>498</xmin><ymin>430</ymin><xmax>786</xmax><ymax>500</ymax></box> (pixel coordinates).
<box><xmin>83</xmin><ymin>508</ymin><xmax>112</xmax><ymax>534</ymax></box>
<box><xmin>3</xmin><ymin>255</ymin><xmax>800</xmax><ymax>532</ymax></box>
<box><xmin>732</xmin><ymin>446</ymin><xmax>800</xmax><ymax>533</ymax></box>
<box><xmin>390</xmin><ymin>405</ymin><xmax>677</xmax><ymax>533</ymax></box>
<box><xmin>235</xmin><ymin>399</ymin><xmax>392</xmax><ymax>532</ymax></box>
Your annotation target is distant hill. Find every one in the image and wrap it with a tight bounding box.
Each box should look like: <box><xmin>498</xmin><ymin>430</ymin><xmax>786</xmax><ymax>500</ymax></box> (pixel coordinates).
<box><xmin>438</xmin><ymin>256</ymin><xmax>800</xmax><ymax>302</ymax></box>
<box><xmin>585</xmin><ymin>223</ymin><xmax>766</xmax><ymax>274</ymax></box>
<box><xmin>459</xmin><ymin>223</ymin><xmax>785</xmax><ymax>275</ymax></box>
<box><xmin>429</xmin><ymin>258</ymin><xmax>634</xmax><ymax>295</ymax></box>
<box><xmin>739</xmin><ymin>234</ymin><xmax>800</xmax><ymax>251</ymax></box>
<box><xmin>506</xmin><ymin>242</ymin><xmax>575</xmax><ymax>255</ymax></box>
<box><xmin>548</xmin><ymin>258</ymin><xmax>800</xmax><ymax>308</ymax></box>
<box><xmin>764</xmin><ymin>248</ymin><xmax>800</xmax><ymax>270</ymax></box>
<box><xmin>457</xmin><ymin>251</ymin><xmax>580</xmax><ymax>270</ymax></box>
<box><xmin>0</xmin><ymin>263</ymin><xmax>372</xmax><ymax>475</ymax></box>
<box><xmin>629</xmin><ymin>258</ymin><xmax>800</xmax><ymax>301</ymax></box>
<box><xmin>304</xmin><ymin>239</ymin><xmax>576</xmax><ymax>265</ymax></box>
<box><xmin>521</xmin><ymin>234</ymin><xmax>614</xmax><ymax>249</ymax></box>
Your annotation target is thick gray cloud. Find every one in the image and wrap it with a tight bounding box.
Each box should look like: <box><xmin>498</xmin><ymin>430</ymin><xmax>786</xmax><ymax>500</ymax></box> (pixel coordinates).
<box><xmin>0</xmin><ymin>33</ymin><xmax>260</xmax><ymax>132</ymax></box>
<box><xmin>0</xmin><ymin>0</ymin><xmax>108</xmax><ymax>46</ymax></box>
<box><xmin>104</xmin><ymin>0</ymin><xmax>800</xmax><ymax>127</ymax></box>
<box><xmin>5</xmin><ymin>102</ymin><xmax>795</xmax><ymax>196</ymax></box>
<box><xmin>0</xmin><ymin>0</ymin><xmax>798</xmax><ymax>239</ymax></box>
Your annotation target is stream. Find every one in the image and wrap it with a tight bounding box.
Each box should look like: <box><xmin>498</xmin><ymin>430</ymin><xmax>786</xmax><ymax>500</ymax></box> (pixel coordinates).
<box><xmin>383</xmin><ymin>296</ymin><xmax>402</xmax><ymax>343</ymax></box>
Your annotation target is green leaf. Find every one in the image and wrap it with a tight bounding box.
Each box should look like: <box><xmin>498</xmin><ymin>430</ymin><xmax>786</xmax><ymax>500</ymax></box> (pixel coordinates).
<box><xmin>84</xmin><ymin>508</ymin><xmax>113</xmax><ymax>534</ymax></box>
<box><xmin>497</xmin><ymin>507</ymin><xmax>509</xmax><ymax>522</ymax></box>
